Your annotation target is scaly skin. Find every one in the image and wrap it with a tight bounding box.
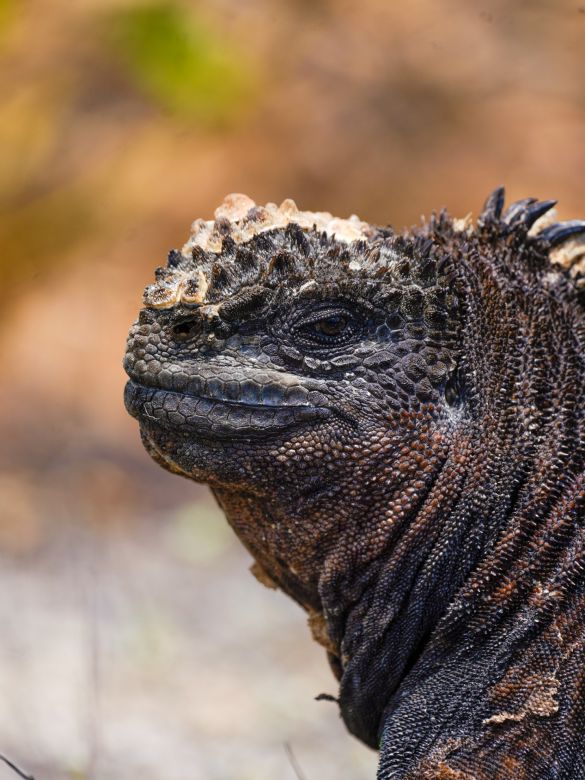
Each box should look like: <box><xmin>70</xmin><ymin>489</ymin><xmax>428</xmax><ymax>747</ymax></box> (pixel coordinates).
<box><xmin>124</xmin><ymin>190</ymin><xmax>585</xmax><ymax>779</ymax></box>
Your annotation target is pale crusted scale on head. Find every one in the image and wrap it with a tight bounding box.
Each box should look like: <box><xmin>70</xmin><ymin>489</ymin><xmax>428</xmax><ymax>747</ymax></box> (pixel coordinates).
<box><xmin>143</xmin><ymin>283</ymin><xmax>181</xmax><ymax>308</ymax></box>
<box><xmin>143</xmin><ymin>193</ymin><xmax>375</xmax><ymax>310</ymax></box>
<box><xmin>180</xmin><ymin>269</ymin><xmax>209</xmax><ymax>304</ymax></box>
<box><xmin>550</xmin><ymin>237</ymin><xmax>585</xmax><ymax>278</ymax></box>
<box><xmin>183</xmin><ymin>193</ymin><xmax>373</xmax><ymax>253</ymax></box>
<box><xmin>143</xmin><ymin>268</ymin><xmax>184</xmax><ymax>308</ymax></box>
<box><xmin>143</xmin><ymin>267</ymin><xmax>208</xmax><ymax>308</ymax></box>
<box><xmin>214</xmin><ymin>192</ymin><xmax>257</xmax><ymax>222</ymax></box>
<box><xmin>452</xmin><ymin>213</ymin><xmax>473</xmax><ymax>233</ymax></box>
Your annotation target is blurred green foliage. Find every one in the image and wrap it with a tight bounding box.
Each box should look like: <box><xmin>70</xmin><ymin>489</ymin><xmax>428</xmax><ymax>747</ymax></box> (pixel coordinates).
<box><xmin>0</xmin><ymin>0</ymin><xmax>14</xmax><ymax>38</ymax></box>
<box><xmin>0</xmin><ymin>186</ymin><xmax>95</xmax><ymax>288</ymax></box>
<box><xmin>105</xmin><ymin>2</ymin><xmax>256</xmax><ymax>125</ymax></box>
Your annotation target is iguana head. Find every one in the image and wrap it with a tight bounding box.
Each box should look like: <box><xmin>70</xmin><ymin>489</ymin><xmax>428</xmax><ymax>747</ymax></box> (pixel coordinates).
<box><xmin>124</xmin><ymin>193</ymin><xmax>462</xmax><ymax>586</ymax></box>
<box><xmin>125</xmin><ymin>196</ymin><xmax>460</xmax><ymax>472</ymax></box>
<box><xmin>124</xmin><ymin>190</ymin><xmax>585</xmax><ymax>747</ymax></box>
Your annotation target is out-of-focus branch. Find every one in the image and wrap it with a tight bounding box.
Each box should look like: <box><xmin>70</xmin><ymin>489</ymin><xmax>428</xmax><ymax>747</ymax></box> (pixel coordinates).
<box><xmin>284</xmin><ymin>742</ymin><xmax>308</xmax><ymax>780</ymax></box>
<box><xmin>0</xmin><ymin>753</ymin><xmax>35</xmax><ymax>780</ymax></box>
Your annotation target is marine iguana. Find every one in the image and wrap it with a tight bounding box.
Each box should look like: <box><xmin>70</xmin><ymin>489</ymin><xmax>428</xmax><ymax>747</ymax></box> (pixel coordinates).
<box><xmin>124</xmin><ymin>189</ymin><xmax>585</xmax><ymax>779</ymax></box>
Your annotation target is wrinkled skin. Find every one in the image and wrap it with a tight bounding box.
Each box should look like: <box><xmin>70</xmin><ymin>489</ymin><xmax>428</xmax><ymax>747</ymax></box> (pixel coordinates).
<box><xmin>124</xmin><ymin>191</ymin><xmax>585</xmax><ymax>779</ymax></box>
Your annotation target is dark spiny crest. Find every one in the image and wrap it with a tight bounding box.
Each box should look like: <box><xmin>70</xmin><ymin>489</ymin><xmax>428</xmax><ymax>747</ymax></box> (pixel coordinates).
<box><xmin>181</xmin><ymin>226</ymin><xmax>455</xmax><ymax>317</ymax></box>
<box><xmin>144</xmin><ymin>189</ymin><xmax>584</xmax><ymax>320</ymax></box>
<box><xmin>479</xmin><ymin>187</ymin><xmax>585</xmax><ymax>251</ymax></box>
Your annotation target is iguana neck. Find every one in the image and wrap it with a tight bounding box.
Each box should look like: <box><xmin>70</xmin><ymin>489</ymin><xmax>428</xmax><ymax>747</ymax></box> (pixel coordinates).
<box><xmin>335</xmin><ymin>469</ymin><xmax>585</xmax><ymax>752</ymax></box>
<box><xmin>333</xmin><ymin>352</ymin><xmax>585</xmax><ymax>753</ymax></box>
<box><xmin>210</xmin><ymin>423</ymin><xmax>495</xmax><ymax>745</ymax></box>
<box><xmin>212</xmin><ymin>381</ymin><xmax>584</xmax><ymax>754</ymax></box>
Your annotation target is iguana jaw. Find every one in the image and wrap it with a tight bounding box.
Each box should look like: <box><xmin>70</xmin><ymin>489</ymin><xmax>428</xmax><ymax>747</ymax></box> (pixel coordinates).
<box><xmin>124</xmin><ymin>379</ymin><xmax>331</xmax><ymax>440</ymax></box>
<box><xmin>123</xmin><ymin>353</ymin><xmax>337</xmax><ymax>440</ymax></box>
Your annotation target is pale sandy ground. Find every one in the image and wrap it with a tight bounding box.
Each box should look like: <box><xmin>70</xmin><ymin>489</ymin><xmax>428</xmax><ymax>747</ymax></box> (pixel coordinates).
<box><xmin>0</xmin><ymin>492</ymin><xmax>377</xmax><ymax>780</ymax></box>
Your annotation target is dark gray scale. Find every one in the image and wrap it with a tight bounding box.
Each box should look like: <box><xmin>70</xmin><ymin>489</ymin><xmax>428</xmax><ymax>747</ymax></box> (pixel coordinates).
<box><xmin>479</xmin><ymin>185</ymin><xmax>505</xmax><ymax>221</ymax></box>
<box><xmin>495</xmin><ymin>197</ymin><xmax>558</xmax><ymax>229</ymax></box>
<box><xmin>538</xmin><ymin>221</ymin><xmax>585</xmax><ymax>247</ymax></box>
<box><xmin>518</xmin><ymin>199</ymin><xmax>557</xmax><ymax>228</ymax></box>
<box><xmin>480</xmin><ymin>190</ymin><xmax>585</xmax><ymax>268</ymax></box>
<box><xmin>502</xmin><ymin>197</ymin><xmax>537</xmax><ymax>225</ymax></box>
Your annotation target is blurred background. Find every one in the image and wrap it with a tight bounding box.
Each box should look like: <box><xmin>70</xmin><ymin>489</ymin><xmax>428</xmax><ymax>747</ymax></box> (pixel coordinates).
<box><xmin>0</xmin><ymin>0</ymin><xmax>584</xmax><ymax>778</ymax></box>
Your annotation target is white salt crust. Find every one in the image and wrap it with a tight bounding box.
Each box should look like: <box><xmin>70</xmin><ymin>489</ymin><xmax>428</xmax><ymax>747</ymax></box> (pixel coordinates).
<box><xmin>182</xmin><ymin>193</ymin><xmax>373</xmax><ymax>254</ymax></box>
<box><xmin>144</xmin><ymin>194</ymin><xmax>373</xmax><ymax>309</ymax></box>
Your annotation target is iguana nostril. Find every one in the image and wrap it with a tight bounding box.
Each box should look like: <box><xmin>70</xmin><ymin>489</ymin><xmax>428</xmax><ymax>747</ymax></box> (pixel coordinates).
<box><xmin>172</xmin><ymin>318</ymin><xmax>199</xmax><ymax>340</ymax></box>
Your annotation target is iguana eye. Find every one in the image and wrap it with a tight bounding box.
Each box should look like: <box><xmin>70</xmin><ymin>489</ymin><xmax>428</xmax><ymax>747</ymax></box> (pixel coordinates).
<box><xmin>313</xmin><ymin>313</ymin><xmax>349</xmax><ymax>337</ymax></box>
<box><xmin>290</xmin><ymin>306</ymin><xmax>362</xmax><ymax>350</ymax></box>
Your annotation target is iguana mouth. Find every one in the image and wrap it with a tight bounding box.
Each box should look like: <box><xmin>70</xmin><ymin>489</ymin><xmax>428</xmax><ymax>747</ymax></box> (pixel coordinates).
<box><xmin>124</xmin><ymin>380</ymin><xmax>332</xmax><ymax>439</ymax></box>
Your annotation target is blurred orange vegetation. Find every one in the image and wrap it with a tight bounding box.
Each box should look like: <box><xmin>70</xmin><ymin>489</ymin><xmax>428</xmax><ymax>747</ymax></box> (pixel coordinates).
<box><xmin>0</xmin><ymin>1</ymin><xmax>584</xmax><ymax>778</ymax></box>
